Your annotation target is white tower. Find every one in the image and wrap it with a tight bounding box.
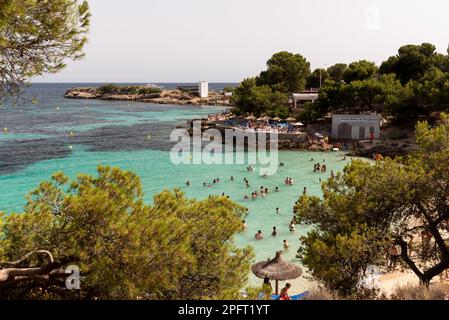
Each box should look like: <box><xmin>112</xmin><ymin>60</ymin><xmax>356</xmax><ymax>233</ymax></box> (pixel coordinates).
<box><xmin>198</xmin><ymin>81</ymin><xmax>208</xmax><ymax>98</ymax></box>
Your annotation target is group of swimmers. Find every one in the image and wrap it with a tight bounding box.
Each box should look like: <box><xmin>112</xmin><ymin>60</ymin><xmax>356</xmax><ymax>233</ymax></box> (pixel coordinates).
<box><xmin>253</xmin><ymin>223</ymin><xmax>296</xmax><ymax>251</ymax></box>
<box><xmin>313</xmin><ymin>162</ymin><xmax>327</xmax><ymax>173</ymax></box>
<box><xmin>244</xmin><ymin>185</ymin><xmax>281</xmax><ymax>200</ymax></box>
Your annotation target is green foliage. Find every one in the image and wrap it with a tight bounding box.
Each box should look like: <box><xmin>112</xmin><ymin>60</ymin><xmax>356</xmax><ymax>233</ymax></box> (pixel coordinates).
<box><xmin>231</xmin><ymin>78</ymin><xmax>289</xmax><ymax>118</ymax></box>
<box><xmin>98</xmin><ymin>84</ymin><xmax>161</xmax><ymax>95</ymax></box>
<box><xmin>306</xmin><ymin>68</ymin><xmax>329</xmax><ymax>88</ymax></box>
<box><xmin>317</xmin><ymin>74</ymin><xmax>403</xmax><ymax>113</ymax></box>
<box><xmin>342</xmin><ymin>60</ymin><xmax>378</xmax><ymax>83</ymax></box>
<box><xmin>0</xmin><ymin>166</ymin><xmax>253</xmax><ymax>299</ymax></box>
<box><xmin>257</xmin><ymin>51</ymin><xmax>311</xmax><ymax>94</ymax></box>
<box><xmin>327</xmin><ymin>63</ymin><xmax>348</xmax><ymax>82</ymax></box>
<box><xmin>379</xmin><ymin>43</ymin><xmax>446</xmax><ymax>85</ymax></box>
<box><xmin>0</xmin><ymin>0</ymin><xmax>90</xmax><ymax>101</ymax></box>
<box><xmin>295</xmin><ymin>114</ymin><xmax>449</xmax><ymax>296</ymax></box>
<box><xmin>297</xmin><ymin>102</ymin><xmax>322</xmax><ymax>124</ymax></box>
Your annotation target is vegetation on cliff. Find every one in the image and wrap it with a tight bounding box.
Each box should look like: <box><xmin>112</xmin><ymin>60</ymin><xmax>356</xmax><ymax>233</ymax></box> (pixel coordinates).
<box><xmin>0</xmin><ymin>166</ymin><xmax>253</xmax><ymax>299</ymax></box>
<box><xmin>295</xmin><ymin>114</ymin><xmax>449</xmax><ymax>297</ymax></box>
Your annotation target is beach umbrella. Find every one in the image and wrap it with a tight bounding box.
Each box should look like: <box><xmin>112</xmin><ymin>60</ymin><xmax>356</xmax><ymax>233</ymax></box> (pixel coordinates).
<box><xmin>272</xmin><ymin>116</ymin><xmax>282</xmax><ymax>122</ymax></box>
<box><xmin>261</xmin><ymin>116</ymin><xmax>270</xmax><ymax>121</ymax></box>
<box><xmin>251</xmin><ymin>251</ymin><xmax>302</xmax><ymax>295</ymax></box>
<box><xmin>293</xmin><ymin>122</ymin><xmax>304</xmax><ymax>126</ymax></box>
<box><xmin>246</xmin><ymin>115</ymin><xmax>257</xmax><ymax>121</ymax></box>
<box><xmin>286</xmin><ymin>117</ymin><xmax>296</xmax><ymax>122</ymax></box>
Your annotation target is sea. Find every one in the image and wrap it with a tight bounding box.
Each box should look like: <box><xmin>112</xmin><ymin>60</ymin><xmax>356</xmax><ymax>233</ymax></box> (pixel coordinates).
<box><xmin>0</xmin><ymin>83</ymin><xmax>353</xmax><ymax>291</ymax></box>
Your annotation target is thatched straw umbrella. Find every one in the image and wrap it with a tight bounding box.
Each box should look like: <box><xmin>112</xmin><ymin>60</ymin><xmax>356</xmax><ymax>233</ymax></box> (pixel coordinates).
<box><xmin>286</xmin><ymin>117</ymin><xmax>297</xmax><ymax>122</ymax></box>
<box><xmin>272</xmin><ymin>116</ymin><xmax>282</xmax><ymax>122</ymax></box>
<box><xmin>246</xmin><ymin>115</ymin><xmax>257</xmax><ymax>121</ymax></box>
<box><xmin>251</xmin><ymin>251</ymin><xmax>302</xmax><ymax>294</ymax></box>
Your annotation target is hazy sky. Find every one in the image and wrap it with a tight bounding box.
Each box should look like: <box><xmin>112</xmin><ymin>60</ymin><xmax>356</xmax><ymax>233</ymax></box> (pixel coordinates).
<box><xmin>36</xmin><ymin>0</ymin><xmax>449</xmax><ymax>83</ymax></box>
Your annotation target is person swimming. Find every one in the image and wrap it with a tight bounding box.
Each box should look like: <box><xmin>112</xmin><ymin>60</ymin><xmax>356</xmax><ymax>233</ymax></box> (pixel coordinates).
<box><xmin>275</xmin><ymin>187</ymin><xmax>280</xmax><ymax>192</ymax></box>
<box><xmin>186</xmin><ymin>180</ymin><xmax>190</xmax><ymax>186</ymax></box>
<box><xmin>244</xmin><ymin>194</ymin><xmax>249</xmax><ymax>200</ymax></box>
<box><xmin>203</xmin><ymin>182</ymin><xmax>207</xmax><ymax>187</ymax></box>
<box><xmin>280</xmin><ymin>162</ymin><xmax>285</xmax><ymax>167</ymax></box>
<box><xmin>272</xmin><ymin>227</ymin><xmax>277</xmax><ymax>237</ymax></box>
<box><xmin>255</xmin><ymin>230</ymin><xmax>263</xmax><ymax>240</ymax></box>
<box><xmin>289</xmin><ymin>221</ymin><xmax>296</xmax><ymax>232</ymax></box>
<box><xmin>230</xmin><ymin>176</ymin><xmax>234</xmax><ymax>181</ymax></box>
<box><xmin>276</xmin><ymin>207</ymin><xmax>280</xmax><ymax>214</ymax></box>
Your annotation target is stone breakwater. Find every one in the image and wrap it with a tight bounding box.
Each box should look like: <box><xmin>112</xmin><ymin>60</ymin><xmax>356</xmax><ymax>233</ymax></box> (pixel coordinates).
<box><xmin>64</xmin><ymin>87</ymin><xmax>232</xmax><ymax>106</ymax></box>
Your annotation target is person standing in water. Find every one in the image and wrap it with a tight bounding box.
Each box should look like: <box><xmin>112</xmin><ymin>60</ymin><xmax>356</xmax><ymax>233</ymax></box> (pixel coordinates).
<box><xmin>255</xmin><ymin>230</ymin><xmax>264</xmax><ymax>240</ymax></box>
<box><xmin>276</xmin><ymin>207</ymin><xmax>280</xmax><ymax>214</ymax></box>
<box><xmin>272</xmin><ymin>227</ymin><xmax>277</xmax><ymax>237</ymax></box>
<box><xmin>283</xmin><ymin>240</ymin><xmax>290</xmax><ymax>251</ymax></box>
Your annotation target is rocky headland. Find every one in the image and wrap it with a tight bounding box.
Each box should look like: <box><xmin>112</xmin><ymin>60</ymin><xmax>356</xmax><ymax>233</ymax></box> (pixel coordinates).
<box><xmin>64</xmin><ymin>85</ymin><xmax>232</xmax><ymax>106</ymax></box>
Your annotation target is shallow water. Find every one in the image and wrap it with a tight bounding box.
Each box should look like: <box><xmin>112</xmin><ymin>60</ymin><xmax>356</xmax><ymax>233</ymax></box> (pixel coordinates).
<box><xmin>0</xmin><ymin>84</ymin><xmax>352</xmax><ymax>290</ymax></box>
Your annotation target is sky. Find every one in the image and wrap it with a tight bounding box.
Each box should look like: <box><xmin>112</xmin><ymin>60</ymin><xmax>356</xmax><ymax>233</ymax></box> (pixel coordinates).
<box><xmin>35</xmin><ymin>0</ymin><xmax>449</xmax><ymax>83</ymax></box>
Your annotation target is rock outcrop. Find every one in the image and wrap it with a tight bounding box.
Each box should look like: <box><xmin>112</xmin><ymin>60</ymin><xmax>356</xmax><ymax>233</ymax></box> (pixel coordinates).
<box><xmin>64</xmin><ymin>87</ymin><xmax>232</xmax><ymax>106</ymax></box>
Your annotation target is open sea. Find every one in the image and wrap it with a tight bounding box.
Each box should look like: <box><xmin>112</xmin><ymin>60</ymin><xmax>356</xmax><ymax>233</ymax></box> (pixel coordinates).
<box><xmin>0</xmin><ymin>83</ymin><xmax>353</xmax><ymax>291</ymax></box>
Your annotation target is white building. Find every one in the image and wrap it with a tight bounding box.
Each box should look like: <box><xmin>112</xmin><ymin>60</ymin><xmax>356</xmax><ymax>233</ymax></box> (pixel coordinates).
<box><xmin>332</xmin><ymin>114</ymin><xmax>381</xmax><ymax>140</ymax></box>
<box><xmin>198</xmin><ymin>81</ymin><xmax>209</xmax><ymax>98</ymax></box>
<box><xmin>292</xmin><ymin>92</ymin><xmax>319</xmax><ymax>108</ymax></box>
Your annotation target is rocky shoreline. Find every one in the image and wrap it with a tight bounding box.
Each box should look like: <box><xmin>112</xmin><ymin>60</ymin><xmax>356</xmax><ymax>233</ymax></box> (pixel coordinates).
<box><xmin>64</xmin><ymin>87</ymin><xmax>232</xmax><ymax>106</ymax></box>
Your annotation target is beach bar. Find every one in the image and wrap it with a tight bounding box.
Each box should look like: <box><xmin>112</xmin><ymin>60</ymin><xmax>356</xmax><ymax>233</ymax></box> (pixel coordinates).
<box><xmin>331</xmin><ymin>114</ymin><xmax>381</xmax><ymax>140</ymax></box>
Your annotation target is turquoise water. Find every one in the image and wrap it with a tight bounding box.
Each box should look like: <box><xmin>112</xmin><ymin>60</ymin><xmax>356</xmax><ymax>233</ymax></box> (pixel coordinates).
<box><xmin>0</xmin><ymin>84</ymin><xmax>352</xmax><ymax>290</ymax></box>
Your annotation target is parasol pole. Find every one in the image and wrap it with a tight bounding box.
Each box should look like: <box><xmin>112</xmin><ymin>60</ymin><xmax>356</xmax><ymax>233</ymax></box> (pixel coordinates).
<box><xmin>275</xmin><ymin>280</ymin><xmax>279</xmax><ymax>295</ymax></box>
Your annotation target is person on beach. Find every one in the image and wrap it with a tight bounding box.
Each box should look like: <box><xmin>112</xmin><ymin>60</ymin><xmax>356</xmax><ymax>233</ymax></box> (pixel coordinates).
<box><xmin>272</xmin><ymin>227</ymin><xmax>277</xmax><ymax>237</ymax></box>
<box><xmin>283</xmin><ymin>240</ymin><xmax>290</xmax><ymax>251</ymax></box>
<box><xmin>255</xmin><ymin>230</ymin><xmax>264</xmax><ymax>240</ymax></box>
<box><xmin>387</xmin><ymin>244</ymin><xmax>400</xmax><ymax>270</ymax></box>
<box><xmin>279</xmin><ymin>283</ymin><xmax>292</xmax><ymax>300</ymax></box>
<box><xmin>262</xmin><ymin>276</ymin><xmax>273</xmax><ymax>294</ymax></box>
